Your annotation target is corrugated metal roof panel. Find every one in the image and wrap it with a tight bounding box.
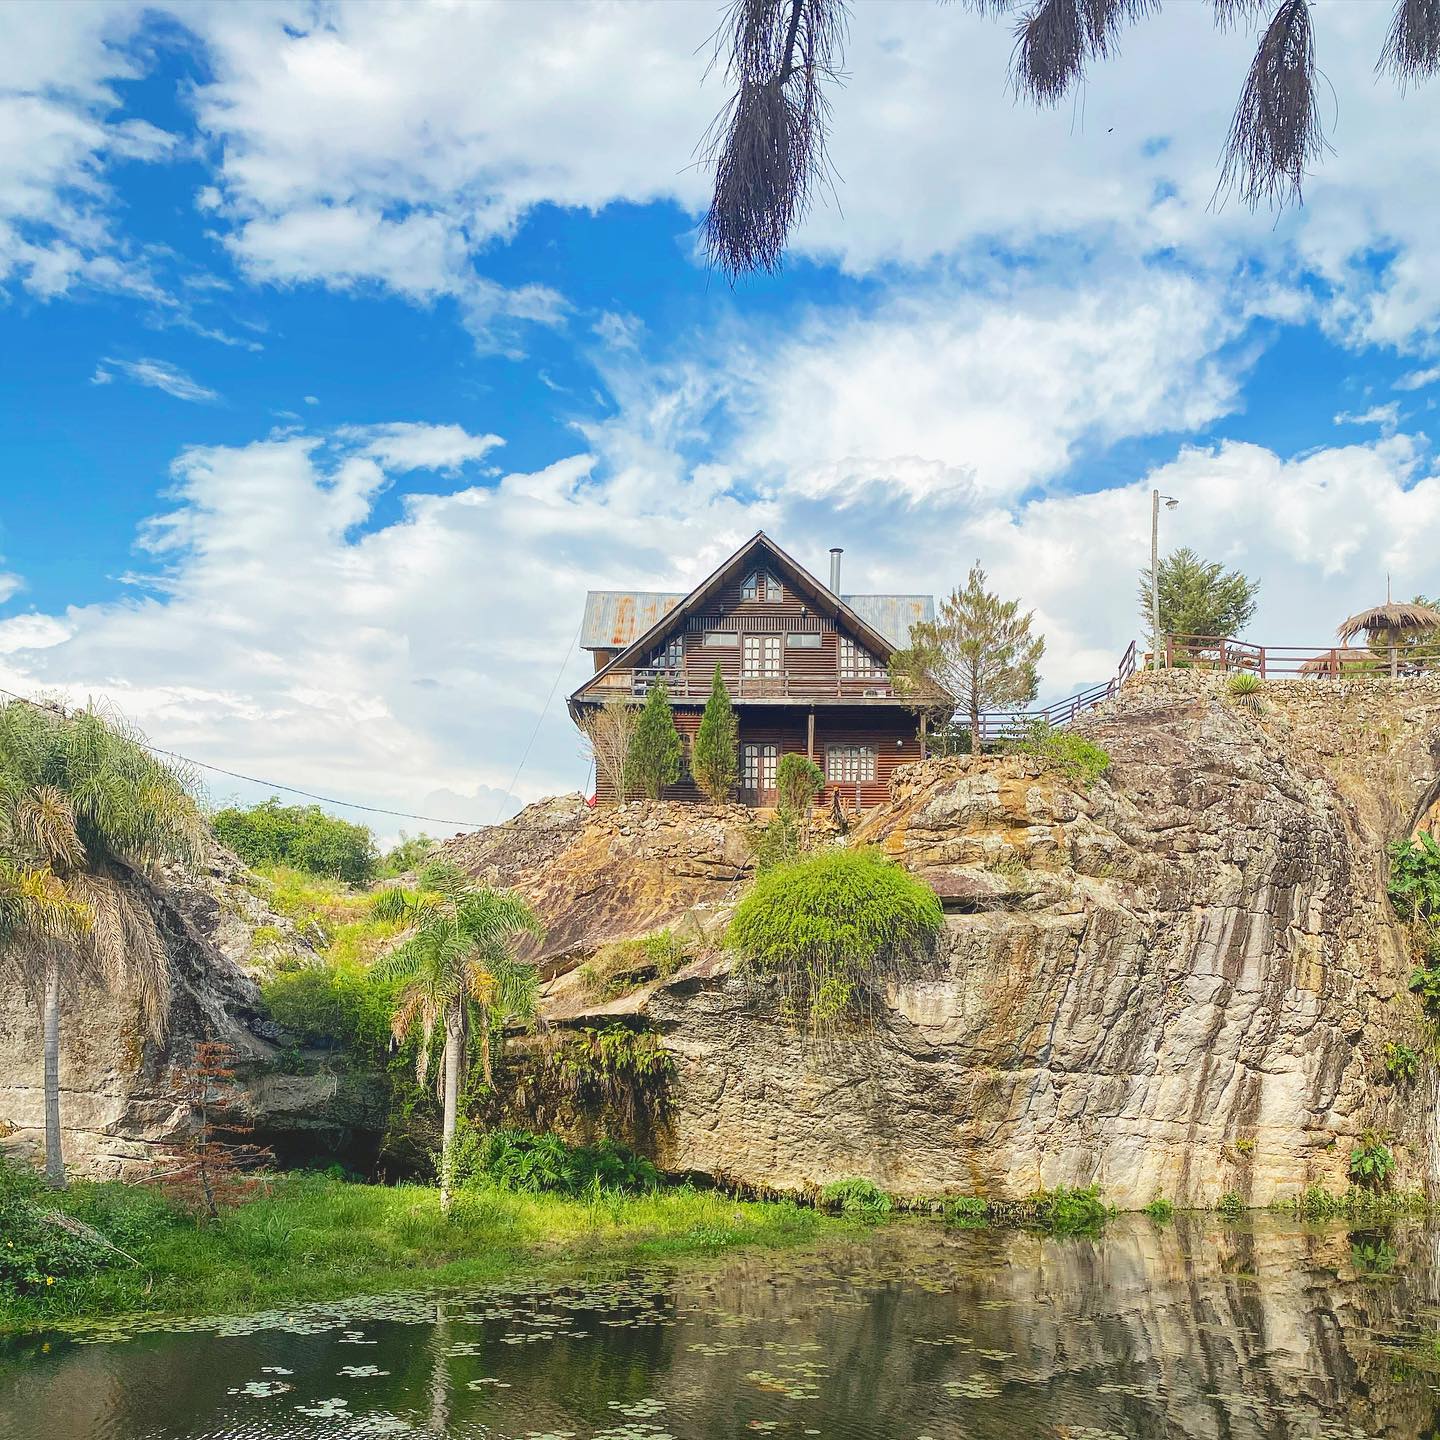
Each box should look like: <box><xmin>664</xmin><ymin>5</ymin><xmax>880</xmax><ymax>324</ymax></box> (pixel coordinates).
<box><xmin>842</xmin><ymin>594</ymin><xmax>935</xmax><ymax>649</ymax></box>
<box><xmin>580</xmin><ymin>591</ymin><xmax>686</xmax><ymax>649</ymax></box>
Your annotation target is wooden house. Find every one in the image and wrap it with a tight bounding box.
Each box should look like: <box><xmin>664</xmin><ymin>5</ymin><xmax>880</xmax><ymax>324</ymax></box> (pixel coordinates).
<box><xmin>567</xmin><ymin>532</ymin><xmax>935</xmax><ymax>808</ymax></box>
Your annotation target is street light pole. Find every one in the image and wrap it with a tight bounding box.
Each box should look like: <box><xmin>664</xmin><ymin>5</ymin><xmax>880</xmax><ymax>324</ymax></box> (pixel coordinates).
<box><xmin>1150</xmin><ymin>489</ymin><xmax>1178</xmax><ymax>670</ymax></box>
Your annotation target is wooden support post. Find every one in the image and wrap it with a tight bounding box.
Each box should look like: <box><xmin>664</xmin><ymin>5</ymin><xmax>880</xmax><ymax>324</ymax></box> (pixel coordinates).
<box><xmin>806</xmin><ymin>710</ymin><xmax>815</xmax><ymax>762</ymax></box>
<box><xmin>919</xmin><ymin>713</ymin><xmax>928</xmax><ymax>761</ymax></box>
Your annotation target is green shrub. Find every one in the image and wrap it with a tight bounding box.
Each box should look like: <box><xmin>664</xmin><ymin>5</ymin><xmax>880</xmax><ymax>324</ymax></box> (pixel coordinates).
<box><xmin>1143</xmin><ymin>1197</ymin><xmax>1175</xmax><ymax>1222</ymax></box>
<box><xmin>1007</xmin><ymin>721</ymin><xmax>1111</xmax><ymax>789</ymax></box>
<box><xmin>1389</xmin><ymin>834</ymin><xmax>1440</xmax><ymax>920</ymax></box>
<box><xmin>1349</xmin><ymin>1134</ymin><xmax>1396</xmax><ymax>1191</ymax></box>
<box><xmin>726</xmin><ymin>847</ymin><xmax>943</xmax><ymax>1030</ymax></box>
<box><xmin>1234</xmin><ymin>1137</ymin><xmax>1256</xmax><ymax>1156</ymax></box>
<box><xmin>452</xmin><ymin>1128</ymin><xmax>659</xmax><ymax>1196</ymax></box>
<box><xmin>1025</xmin><ymin>1185</ymin><xmax>1111</xmax><ymax>1234</ymax></box>
<box><xmin>818</xmin><ymin>1177</ymin><xmax>892</xmax><ymax>1217</ymax></box>
<box><xmin>0</xmin><ymin>1162</ymin><xmax>120</xmax><ymax>1298</ymax></box>
<box><xmin>624</xmin><ymin>682</ymin><xmax>683</xmax><ymax>800</ymax></box>
<box><xmin>692</xmin><ymin>667</ymin><xmax>738</xmax><ymax>803</ymax></box>
<box><xmin>942</xmin><ymin>1194</ymin><xmax>990</xmax><ymax>1228</ymax></box>
<box><xmin>776</xmin><ymin>754</ymin><xmax>824</xmax><ymax>816</ymax></box>
<box><xmin>578</xmin><ymin>931</ymin><xmax>689</xmax><ymax>1001</ymax></box>
<box><xmin>1216</xmin><ymin>1190</ymin><xmax>1246</xmax><ymax>1218</ymax></box>
<box><xmin>379</xmin><ymin>832</ymin><xmax>438</xmax><ymax>878</ymax></box>
<box><xmin>1225</xmin><ymin>672</ymin><xmax>1262</xmax><ymax>696</ymax></box>
<box><xmin>1384</xmin><ymin>1041</ymin><xmax>1421</xmax><ymax>1084</ymax></box>
<box><xmin>213</xmin><ymin>797</ymin><xmax>378</xmax><ymax>884</ymax></box>
<box><xmin>748</xmin><ymin>811</ymin><xmax>806</xmax><ymax>874</ymax></box>
<box><xmin>261</xmin><ymin>961</ymin><xmax>398</xmax><ymax>1061</ymax></box>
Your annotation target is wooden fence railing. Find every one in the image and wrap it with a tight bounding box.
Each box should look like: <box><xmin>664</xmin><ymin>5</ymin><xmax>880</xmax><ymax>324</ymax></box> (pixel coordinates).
<box><xmin>974</xmin><ymin>641</ymin><xmax>1138</xmax><ymax>744</ymax></box>
<box><xmin>1161</xmin><ymin>635</ymin><xmax>1440</xmax><ymax>678</ymax></box>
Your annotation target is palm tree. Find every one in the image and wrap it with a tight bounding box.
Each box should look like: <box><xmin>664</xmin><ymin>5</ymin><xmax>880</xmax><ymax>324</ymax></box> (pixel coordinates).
<box><xmin>0</xmin><ymin>700</ymin><xmax>206</xmax><ymax>1186</ymax></box>
<box><xmin>371</xmin><ymin>863</ymin><xmax>543</xmax><ymax>1213</ymax></box>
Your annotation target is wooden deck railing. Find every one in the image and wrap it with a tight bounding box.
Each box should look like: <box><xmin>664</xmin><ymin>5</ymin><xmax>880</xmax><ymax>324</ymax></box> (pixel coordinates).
<box><xmin>974</xmin><ymin>641</ymin><xmax>1138</xmax><ymax>743</ymax></box>
<box><xmin>1161</xmin><ymin>635</ymin><xmax>1440</xmax><ymax>678</ymax></box>
<box><xmin>616</xmin><ymin>668</ymin><xmax>897</xmax><ymax>701</ymax></box>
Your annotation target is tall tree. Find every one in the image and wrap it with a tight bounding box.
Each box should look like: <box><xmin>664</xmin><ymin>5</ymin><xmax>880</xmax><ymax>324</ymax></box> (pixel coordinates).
<box><xmin>700</xmin><ymin>0</ymin><xmax>1439</xmax><ymax>279</ymax></box>
<box><xmin>371</xmin><ymin>864</ymin><xmax>542</xmax><ymax>1215</ymax></box>
<box><xmin>1138</xmin><ymin>546</ymin><xmax>1260</xmax><ymax>645</ymax></box>
<box><xmin>624</xmin><ymin>682</ymin><xmax>684</xmax><ymax>801</ymax></box>
<box><xmin>691</xmin><ymin>667</ymin><xmax>739</xmax><ymax>804</ymax></box>
<box><xmin>891</xmin><ymin>564</ymin><xmax>1045</xmax><ymax>754</ymax></box>
<box><xmin>0</xmin><ymin>700</ymin><xmax>205</xmax><ymax>1187</ymax></box>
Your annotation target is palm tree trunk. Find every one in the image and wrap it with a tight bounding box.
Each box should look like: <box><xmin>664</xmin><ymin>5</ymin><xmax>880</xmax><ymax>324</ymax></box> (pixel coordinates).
<box><xmin>439</xmin><ymin>1006</ymin><xmax>462</xmax><ymax>1216</ymax></box>
<box><xmin>42</xmin><ymin>954</ymin><xmax>65</xmax><ymax>1189</ymax></box>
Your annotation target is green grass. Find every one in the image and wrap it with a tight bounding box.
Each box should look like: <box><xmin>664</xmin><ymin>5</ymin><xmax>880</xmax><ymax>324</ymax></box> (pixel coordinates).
<box><xmin>0</xmin><ymin>1173</ymin><xmax>851</xmax><ymax>1336</ymax></box>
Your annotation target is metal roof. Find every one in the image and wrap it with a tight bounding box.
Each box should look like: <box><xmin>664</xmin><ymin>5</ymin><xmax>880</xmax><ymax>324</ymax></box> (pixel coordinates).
<box><xmin>841</xmin><ymin>594</ymin><xmax>934</xmax><ymax>649</ymax></box>
<box><xmin>580</xmin><ymin>591</ymin><xmax>685</xmax><ymax>649</ymax></box>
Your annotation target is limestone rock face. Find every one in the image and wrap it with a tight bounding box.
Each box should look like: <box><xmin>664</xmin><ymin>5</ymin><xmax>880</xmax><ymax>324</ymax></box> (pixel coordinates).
<box><xmin>0</xmin><ymin>850</ymin><xmax>384</xmax><ymax>1180</ymax></box>
<box><xmin>635</xmin><ymin>674</ymin><xmax>1440</xmax><ymax>1208</ymax></box>
<box><xmin>442</xmin><ymin>796</ymin><xmax>756</xmax><ymax>968</ymax></box>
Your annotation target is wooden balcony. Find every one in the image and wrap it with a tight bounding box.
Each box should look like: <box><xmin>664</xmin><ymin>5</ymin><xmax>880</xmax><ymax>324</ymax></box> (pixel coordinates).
<box><xmin>587</xmin><ymin>667</ymin><xmax>899</xmax><ymax>704</ymax></box>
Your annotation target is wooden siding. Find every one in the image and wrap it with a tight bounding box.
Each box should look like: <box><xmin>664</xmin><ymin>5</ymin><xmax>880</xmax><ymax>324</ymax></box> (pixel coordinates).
<box><xmin>591</xmin><ymin>705</ymin><xmax>920</xmax><ymax>809</ymax></box>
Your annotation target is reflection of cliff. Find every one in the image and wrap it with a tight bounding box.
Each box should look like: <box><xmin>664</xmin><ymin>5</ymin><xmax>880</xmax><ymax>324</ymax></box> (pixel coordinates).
<box><xmin>4</xmin><ymin>1217</ymin><xmax>1439</xmax><ymax>1439</ymax></box>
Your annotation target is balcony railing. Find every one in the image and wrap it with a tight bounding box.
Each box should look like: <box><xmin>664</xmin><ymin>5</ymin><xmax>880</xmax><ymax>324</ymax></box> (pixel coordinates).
<box><xmin>608</xmin><ymin>667</ymin><xmax>895</xmax><ymax>700</ymax></box>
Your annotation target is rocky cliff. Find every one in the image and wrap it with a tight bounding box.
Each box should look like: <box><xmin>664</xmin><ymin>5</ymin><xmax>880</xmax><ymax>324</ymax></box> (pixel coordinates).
<box><xmin>0</xmin><ymin>850</ymin><xmax>385</xmax><ymax>1179</ymax></box>
<box><xmin>488</xmin><ymin>672</ymin><xmax>1440</xmax><ymax>1210</ymax></box>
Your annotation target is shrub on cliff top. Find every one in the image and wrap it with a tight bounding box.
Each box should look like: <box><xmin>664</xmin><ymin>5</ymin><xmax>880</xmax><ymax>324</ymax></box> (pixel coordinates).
<box><xmin>1006</xmin><ymin>720</ymin><xmax>1110</xmax><ymax>789</ymax></box>
<box><xmin>214</xmin><ymin>797</ymin><xmax>378</xmax><ymax>885</ymax></box>
<box><xmin>725</xmin><ymin>848</ymin><xmax>942</xmax><ymax>1030</ymax></box>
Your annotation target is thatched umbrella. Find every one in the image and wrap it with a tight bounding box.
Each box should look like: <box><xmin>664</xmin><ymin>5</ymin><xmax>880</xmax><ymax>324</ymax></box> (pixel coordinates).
<box><xmin>1336</xmin><ymin>599</ymin><xmax>1440</xmax><ymax>677</ymax></box>
<box><xmin>1299</xmin><ymin>648</ymin><xmax>1371</xmax><ymax>678</ymax></box>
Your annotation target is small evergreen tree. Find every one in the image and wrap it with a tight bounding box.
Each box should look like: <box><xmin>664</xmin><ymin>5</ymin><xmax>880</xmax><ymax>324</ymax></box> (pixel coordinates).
<box><xmin>776</xmin><ymin>753</ymin><xmax>824</xmax><ymax>817</ymax></box>
<box><xmin>624</xmin><ymin>682</ymin><xmax>683</xmax><ymax>801</ymax></box>
<box><xmin>691</xmin><ymin>666</ymin><xmax>738</xmax><ymax>804</ymax></box>
<box><xmin>890</xmin><ymin>563</ymin><xmax>1045</xmax><ymax>754</ymax></box>
<box><xmin>1137</xmin><ymin>547</ymin><xmax>1259</xmax><ymax>645</ymax></box>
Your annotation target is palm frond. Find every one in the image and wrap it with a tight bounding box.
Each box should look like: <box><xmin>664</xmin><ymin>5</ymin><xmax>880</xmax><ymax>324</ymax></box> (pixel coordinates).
<box><xmin>1215</xmin><ymin>0</ymin><xmax>1326</xmax><ymax>209</ymax></box>
<box><xmin>1211</xmin><ymin>0</ymin><xmax>1272</xmax><ymax>27</ymax></box>
<box><xmin>700</xmin><ymin>0</ymin><xmax>848</xmax><ymax>280</ymax></box>
<box><xmin>1378</xmin><ymin>0</ymin><xmax>1440</xmax><ymax>90</ymax></box>
<box><xmin>1012</xmin><ymin>0</ymin><xmax>1158</xmax><ymax>107</ymax></box>
<box><xmin>11</xmin><ymin>785</ymin><xmax>85</xmax><ymax>873</ymax></box>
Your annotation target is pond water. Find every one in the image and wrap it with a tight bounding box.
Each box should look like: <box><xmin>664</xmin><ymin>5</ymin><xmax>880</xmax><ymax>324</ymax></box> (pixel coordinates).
<box><xmin>4</xmin><ymin>1214</ymin><xmax>1440</xmax><ymax>1439</ymax></box>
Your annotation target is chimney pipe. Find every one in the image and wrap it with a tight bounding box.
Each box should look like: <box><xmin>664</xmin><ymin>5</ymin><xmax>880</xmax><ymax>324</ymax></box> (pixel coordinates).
<box><xmin>829</xmin><ymin>547</ymin><xmax>843</xmax><ymax>594</ymax></box>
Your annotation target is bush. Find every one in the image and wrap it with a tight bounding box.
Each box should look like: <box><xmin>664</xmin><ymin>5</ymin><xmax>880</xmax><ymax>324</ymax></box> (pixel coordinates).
<box><xmin>1008</xmin><ymin>721</ymin><xmax>1111</xmax><ymax>789</ymax></box>
<box><xmin>214</xmin><ymin>797</ymin><xmax>378</xmax><ymax>885</ymax></box>
<box><xmin>776</xmin><ymin>754</ymin><xmax>824</xmax><ymax>816</ymax></box>
<box><xmin>379</xmin><ymin>832</ymin><xmax>437</xmax><ymax>879</ymax></box>
<box><xmin>624</xmin><ymin>682</ymin><xmax>682</xmax><ymax>800</ymax></box>
<box><xmin>1143</xmin><ymin>1197</ymin><xmax>1175</xmax><ymax>1221</ymax></box>
<box><xmin>577</xmin><ymin>932</ymin><xmax>689</xmax><ymax>1001</ymax></box>
<box><xmin>1384</xmin><ymin>1041</ymin><xmax>1420</xmax><ymax>1085</ymax></box>
<box><xmin>453</xmin><ymin>1128</ymin><xmax>659</xmax><ymax>1196</ymax></box>
<box><xmin>261</xmin><ymin>961</ymin><xmax>397</xmax><ymax>1061</ymax></box>
<box><xmin>1025</xmin><ymin>1185</ymin><xmax>1110</xmax><ymax>1234</ymax></box>
<box><xmin>1389</xmin><ymin>834</ymin><xmax>1440</xmax><ymax>920</ymax></box>
<box><xmin>1216</xmin><ymin>1190</ymin><xmax>1246</xmax><ymax>1218</ymax></box>
<box><xmin>942</xmin><ymin>1194</ymin><xmax>990</xmax><ymax>1228</ymax></box>
<box><xmin>0</xmin><ymin>1162</ymin><xmax>118</xmax><ymax>1298</ymax></box>
<box><xmin>1349</xmin><ymin>1134</ymin><xmax>1396</xmax><ymax>1191</ymax></box>
<box><xmin>748</xmin><ymin>811</ymin><xmax>806</xmax><ymax>874</ymax></box>
<box><xmin>818</xmin><ymin>1177</ymin><xmax>892</xmax><ymax>1217</ymax></box>
<box><xmin>726</xmin><ymin>848</ymin><xmax>943</xmax><ymax>1029</ymax></box>
<box><xmin>1225</xmin><ymin>672</ymin><xmax>1262</xmax><ymax>696</ymax></box>
<box><xmin>692</xmin><ymin>667</ymin><xmax>738</xmax><ymax>803</ymax></box>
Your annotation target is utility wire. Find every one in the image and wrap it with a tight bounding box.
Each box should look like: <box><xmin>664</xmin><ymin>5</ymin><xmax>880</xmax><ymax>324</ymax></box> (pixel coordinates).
<box><xmin>0</xmin><ymin>683</ymin><xmax>493</xmax><ymax>831</ymax></box>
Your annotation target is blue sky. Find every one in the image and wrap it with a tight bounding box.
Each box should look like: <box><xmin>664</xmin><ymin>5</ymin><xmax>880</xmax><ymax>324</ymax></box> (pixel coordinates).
<box><xmin>4</xmin><ymin>1</ymin><xmax>1440</xmax><ymax>837</ymax></box>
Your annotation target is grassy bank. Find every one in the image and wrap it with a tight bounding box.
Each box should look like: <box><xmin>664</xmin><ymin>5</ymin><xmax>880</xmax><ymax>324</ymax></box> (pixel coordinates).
<box><xmin>0</xmin><ymin>1173</ymin><xmax>852</xmax><ymax>1337</ymax></box>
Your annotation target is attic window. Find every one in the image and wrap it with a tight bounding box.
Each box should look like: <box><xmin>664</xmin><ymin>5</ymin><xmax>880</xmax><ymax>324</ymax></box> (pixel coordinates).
<box><xmin>742</xmin><ymin>570</ymin><xmax>782</xmax><ymax>603</ymax></box>
<box><xmin>648</xmin><ymin>636</ymin><xmax>683</xmax><ymax>670</ymax></box>
<box><xmin>839</xmin><ymin>636</ymin><xmax>885</xmax><ymax>680</ymax></box>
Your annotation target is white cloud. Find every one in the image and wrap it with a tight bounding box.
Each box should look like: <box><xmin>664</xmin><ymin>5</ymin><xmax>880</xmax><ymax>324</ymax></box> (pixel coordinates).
<box><xmin>340</xmin><ymin>422</ymin><xmax>504</xmax><ymax>473</ymax></box>
<box><xmin>1334</xmin><ymin>402</ymin><xmax>1401</xmax><ymax>433</ymax></box>
<box><xmin>91</xmin><ymin>356</ymin><xmax>219</xmax><ymax>403</ymax></box>
<box><xmin>1396</xmin><ymin>367</ymin><xmax>1440</xmax><ymax>393</ymax></box>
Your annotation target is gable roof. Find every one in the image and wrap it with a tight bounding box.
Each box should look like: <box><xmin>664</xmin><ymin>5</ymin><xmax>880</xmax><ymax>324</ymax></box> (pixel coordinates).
<box><xmin>580</xmin><ymin>591</ymin><xmax>685</xmax><ymax>650</ymax></box>
<box><xmin>570</xmin><ymin>532</ymin><xmax>925</xmax><ymax>704</ymax></box>
<box><xmin>842</xmin><ymin>594</ymin><xmax>934</xmax><ymax>649</ymax></box>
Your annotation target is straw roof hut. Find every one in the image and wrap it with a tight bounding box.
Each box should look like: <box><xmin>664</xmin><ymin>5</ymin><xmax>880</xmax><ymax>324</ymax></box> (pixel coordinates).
<box><xmin>1298</xmin><ymin>648</ymin><xmax>1371</xmax><ymax>677</ymax></box>
<box><xmin>1336</xmin><ymin>601</ymin><xmax>1440</xmax><ymax>677</ymax></box>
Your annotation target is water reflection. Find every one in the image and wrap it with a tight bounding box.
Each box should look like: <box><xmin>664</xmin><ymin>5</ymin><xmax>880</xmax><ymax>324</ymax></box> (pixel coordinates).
<box><xmin>4</xmin><ymin>1214</ymin><xmax>1440</xmax><ymax>1439</ymax></box>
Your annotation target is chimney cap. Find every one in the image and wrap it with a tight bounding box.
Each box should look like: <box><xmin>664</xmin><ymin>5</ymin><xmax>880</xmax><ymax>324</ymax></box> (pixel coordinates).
<box><xmin>829</xmin><ymin>546</ymin><xmax>843</xmax><ymax>553</ymax></box>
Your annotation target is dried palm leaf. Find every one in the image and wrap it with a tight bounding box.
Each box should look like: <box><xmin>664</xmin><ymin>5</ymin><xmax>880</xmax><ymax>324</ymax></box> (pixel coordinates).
<box><xmin>700</xmin><ymin>0</ymin><xmax>848</xmax><ymax>279</ymax></box>
<box><xmin>1215</xmin><ymin>0</ymin><xmax>1327</xmax><ymax>209</ymax></box>
<box><xmin>1012</xmin><ymin>0</ymin><xmax>1157</xmax><ymax>106</ymax></box>
<box><xmin>1336</xmin><ymin>601</ymin><xmax>1440</xmax><ymax>643</ymax></box>
<box><xmin>1378</xmin><ymin>0</ymin><xmax>1440</xmax><ymax>90</ymax></box>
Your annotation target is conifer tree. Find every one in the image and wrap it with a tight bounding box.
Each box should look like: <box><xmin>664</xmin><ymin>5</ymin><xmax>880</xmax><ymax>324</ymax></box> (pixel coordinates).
<box><xmin>891</xmin><ymin>563</ymin><xmax>1044</xmax><ymax>754</ymax></box>
<box><xmin>624</xmin><ymin>681</ymin><xmax>683</xmax><ymax>800</ymax></box>
<box><xmin>692</xmin><ymin>666</ymin><xmax>738</xmax><ymax>804</ymax></box>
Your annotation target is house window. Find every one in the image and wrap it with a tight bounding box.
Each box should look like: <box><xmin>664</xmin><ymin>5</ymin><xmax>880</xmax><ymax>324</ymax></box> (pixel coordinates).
<box><xmin>785</xmin><ymin>632</ymin><xmax>821</xmax><ymax>649</ymax></box>
<box><xmin>742</xmin><ymin>634</ymin><xmax>782</xmax><ymax>676</ymax></box>
<box><xmin>704</xmin><ymin>631</ymin><xmax>738</xmax><ymax>646</ymax></box>
<box><xmin>741</xmin><ymin>570</ymin><xmax>783</xmax><ymax>603</ymax></box>
<box><xmin>839</xmin><ymin>636</ymin><xmax>885</xmax><ymax>680</ymax></box>
<box><xmin>648</xmin><ymin>635</ymin><xmax>683</xmax><ymax>670</ymax></box>
<box><xmin>741</xmin><ymin>743</ymin><xmax>778</xmax><ymax>795</ymax></box>
<box><xmin>827</xmin><ymin>744</ymin><xmax>876</xmax><ymax>784</ymax></box>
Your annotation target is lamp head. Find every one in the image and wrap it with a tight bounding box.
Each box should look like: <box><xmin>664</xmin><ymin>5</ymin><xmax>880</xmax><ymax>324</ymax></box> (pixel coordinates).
<box><xmin>1165</xmin><ymin>497</ymin><xmax>1179</xmax><ymax>510</ymax></box>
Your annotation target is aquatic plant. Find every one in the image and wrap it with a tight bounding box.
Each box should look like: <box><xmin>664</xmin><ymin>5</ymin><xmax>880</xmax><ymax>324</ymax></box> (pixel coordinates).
<box><xmin>1349</xmin><ymin>1133</ymin><xmax>1397</xmax><ymax>1191</ymax></box>
<box><xmin>817</xmin><ymin>1177</ymin><xmax>892</xmax><ymax>1217</ymax></box>
<box><xmin>1023</xmin><ymin>1185</ymin><xmax>1111</xmax><ymax>1235</ymax></box>
<box><xmin>1142</xmin><ymin>1197</ymin><xmax>1175</xmax><ymax>1222</ymax></box>
<box><xmin>1216</xmin><ymin>1190</ymin><xmax>1246</xmax><ymax>1218</ymax></box>
<box><xmin>942</xmin><ymin>1195</ymin><xmax>990</xmax><ymax>1228</ymax></box>
<box><xmin>1384</xmin><ymin>1041</ymin><xmax>1421</xmax><ymax>1085</ymax></box>
<box><xmin>726</xmin><ymin>847</ymin><xmax>943</xmax><ymax>1031</ymax></box>
<box><xmin>1281</xmin><ymin>1184</ymin><xmax>1425</xmax><ymax>1220</ymax></box>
